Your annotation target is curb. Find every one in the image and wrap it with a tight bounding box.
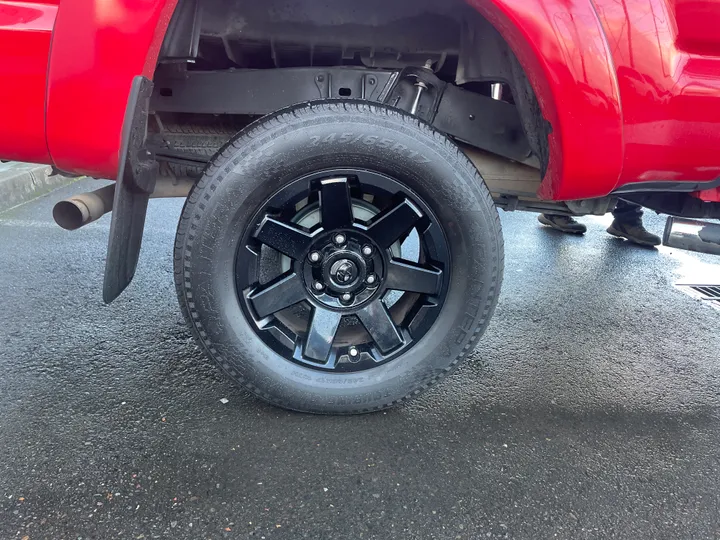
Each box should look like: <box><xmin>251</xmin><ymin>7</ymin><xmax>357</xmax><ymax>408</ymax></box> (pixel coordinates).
<box><xmin>0</xmin><ymin>162</ymin><xmax>76</xmax><ymax>213</ymax></box>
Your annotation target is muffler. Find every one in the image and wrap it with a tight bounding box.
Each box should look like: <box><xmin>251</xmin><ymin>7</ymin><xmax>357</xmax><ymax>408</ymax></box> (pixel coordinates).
<box><xmin>53</xmin><ymin>177</ymin><xmax>194</xmax><ymax>231</ymax></box>
<box><xmin>663</xmin><ymin>217</ymin><xmax>720</xmax><ymax>256</ymax></box>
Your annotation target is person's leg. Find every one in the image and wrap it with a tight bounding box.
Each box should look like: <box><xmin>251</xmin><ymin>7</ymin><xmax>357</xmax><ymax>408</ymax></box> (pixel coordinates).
<box><xmin>612</xmin><ymin>200</ymin><xmax>644</xmax><ymax>223</ymax></box>
<box><xmin>607</xmin><ymin>200</ymin><xmax>661</xmax><ymax>246</ymax></box>
<box><xmin>538</xmin><ymin>213</ymin><xmax>587</xmax><ymax>234</ymax></box>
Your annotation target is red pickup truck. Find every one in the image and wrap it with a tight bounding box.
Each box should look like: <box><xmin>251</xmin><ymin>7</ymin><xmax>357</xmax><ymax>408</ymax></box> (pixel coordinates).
<box><xmin>2</xmin><ymin>0</ymin><xmax>719</xmax><ymax>413</ymax></box>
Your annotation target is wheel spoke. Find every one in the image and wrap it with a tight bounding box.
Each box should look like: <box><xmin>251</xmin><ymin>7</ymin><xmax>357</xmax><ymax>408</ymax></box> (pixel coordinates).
<box><xmin>304</xmin><ymin>307</ymin><xmax>343</xmax><ymax>362</ymax></box>
<box><xmin>357</xmin><ymin>300</ymin><xmax>403</xmax><ymax>353</ymax></box>
<box><xmin>253</xmin><ymin>217</ymin><xmax>313</xmax><ymax>260</ymax></box>
<box><xmin>386</xmin><ymin>259</ymin><xmax>442</xmax><ymax>295</ymax></box>
<box><xmin>366</xmin><ymin>199</ymin><xmax>423</xmax><ymax>248</ymax></box>
<box><xmin>320</xmin><ymin>178</ymin><xmax>354</xmax><ymax>230</ymax></box>
<box><xmin>248</xmin><ymin>272</ymin><xmax>306</xmax><ymax>319</ymax></box>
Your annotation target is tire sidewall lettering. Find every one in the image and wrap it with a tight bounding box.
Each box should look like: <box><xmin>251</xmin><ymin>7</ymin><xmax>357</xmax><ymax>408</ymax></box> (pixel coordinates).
<box><xmin>308</xmin><ymin>132</ymin><xmax>431</xmax><ymax>164</ymax></box>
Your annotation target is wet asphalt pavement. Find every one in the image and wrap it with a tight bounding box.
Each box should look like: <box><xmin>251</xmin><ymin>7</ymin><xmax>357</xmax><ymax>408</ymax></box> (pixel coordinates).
<box><xmin>1</xmin><ymin>179</ymin><xmax>719</xmax><ymax>540</ymax></box>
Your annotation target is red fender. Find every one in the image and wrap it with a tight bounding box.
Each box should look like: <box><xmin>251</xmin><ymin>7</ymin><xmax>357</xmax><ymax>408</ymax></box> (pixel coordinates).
<box><xmin>469</xmin><ymin>0</ymin><xmax>625</xmax><ymax>200</ymax></box>
<box><xmin>46</xmin><ymin>0</ymin><xmax>177</xmax><ymax>178</ymax></box>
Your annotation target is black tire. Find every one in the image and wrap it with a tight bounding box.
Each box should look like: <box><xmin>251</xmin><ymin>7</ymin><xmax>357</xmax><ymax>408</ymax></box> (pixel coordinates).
<box><xmin>174</xmin><ymin>101</ymin><xmax>504</xmax><ymax>414</ymax></box>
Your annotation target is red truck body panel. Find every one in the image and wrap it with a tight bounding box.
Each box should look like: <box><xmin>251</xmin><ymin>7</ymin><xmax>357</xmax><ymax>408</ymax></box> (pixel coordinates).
<box><xmin>1</xmin><ymin>0</ymin><xmax>720</xmax><ymax>202</ymax></box>
<box><xmin>0</xmin><ymin>0</ymin><xmax>56</xmax><ymax>163</ymax></box>
<box><xmin>45</xmin><ymin>0</ymin><xmax>177</xmax><ymax>178</ymax></box>
<box><xmin>595</xmin><ymin>0</ymin><xmax>720</xmax><ymax>188</ymax></box>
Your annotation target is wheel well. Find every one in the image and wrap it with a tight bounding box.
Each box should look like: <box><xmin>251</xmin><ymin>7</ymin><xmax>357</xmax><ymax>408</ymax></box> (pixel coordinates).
<box><xmin>153</xmin><ymin>0</ymin><xmax>550</xmax><ymax>175</ymax></box>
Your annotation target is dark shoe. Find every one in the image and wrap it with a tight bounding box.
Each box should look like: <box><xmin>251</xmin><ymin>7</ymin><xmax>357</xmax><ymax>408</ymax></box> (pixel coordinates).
<box><xmin>607</xmin><ymin>220</ymin><xmax>661</xmax><ymax>246</ymax></box>
<box><xmin>538</xmin><ymin>214</ymin><xmax>587</xmax><ymax>234</ymax></box>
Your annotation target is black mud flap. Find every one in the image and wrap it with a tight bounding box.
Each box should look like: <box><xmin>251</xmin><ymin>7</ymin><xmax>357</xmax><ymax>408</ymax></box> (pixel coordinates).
<box><xmin>103</xmin><ymin>76</ymin><xmax>159</xmax><ymax>304</ymax></box>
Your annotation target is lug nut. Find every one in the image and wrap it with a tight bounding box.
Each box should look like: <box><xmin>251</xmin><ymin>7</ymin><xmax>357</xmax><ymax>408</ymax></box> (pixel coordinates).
<box><xmin>349</xmin><ymin>347</ymin><xmax>359</xmax><ymax>358</ymax></box>
<box><xmin>362</xmin><ymin>245</ymin><xmax>373</xmax><ymax>257</ymax></box>
<box><xmin>366</xmin><ymin>274</ymin><xmax>377</xmax><ymax>285</ymax></box>
<box><xmin>309</xmin><ymin>251</ymin><xmax>321</xmax><ymax>263</ymax></box>
<box><xmin>313</xmin><ymin>281</ymin><xmax>324</xmax><ymax>291</ymax></box>
<box><xmin>341</xmin><ymin>292</ymin><xmax>353</xmax><ymax>303</ymax></box>
<box><xmin>334</xmin><ymin>233</ymin><xmax>346</xmax><ymax>246</ymax></box>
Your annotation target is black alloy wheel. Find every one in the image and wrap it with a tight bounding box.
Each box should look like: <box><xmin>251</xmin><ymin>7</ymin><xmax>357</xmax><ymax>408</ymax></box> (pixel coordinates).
<box><xmin>237</xmin><ymin>169</ymin><xmax>450</xmax><ymax>372</ymax></box>
<box><xmin>175</xmin><ymin>101</ymin><xmax>504</xmax><ymax>414</ymax></box>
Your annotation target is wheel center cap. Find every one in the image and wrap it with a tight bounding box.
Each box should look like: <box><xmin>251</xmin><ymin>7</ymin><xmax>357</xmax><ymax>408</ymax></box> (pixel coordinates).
<box><xmin>330</xmin><ymin>259</ymin><xmax>357</xmax><ymax>285</ymax></box>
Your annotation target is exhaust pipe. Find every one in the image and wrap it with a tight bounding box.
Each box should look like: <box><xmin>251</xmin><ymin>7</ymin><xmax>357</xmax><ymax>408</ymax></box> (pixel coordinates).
<box><xmin>663</xmin><ymin>217</ymin><xmax>720</xmax><ymax>256</ymax></box>
<box><xmin>53</xmin><ymin>177</ymin><xmax>194</xmax><ymax>231</ymax></box>
<box><xmin>52</xmin><ymin>184</ymin><xmax>115</xmax><ymax>231</ymax></box>
<box><xmin>461</xmin><ymin>145</ymin><xmax>541</xmax><ymax>197</ymax></box>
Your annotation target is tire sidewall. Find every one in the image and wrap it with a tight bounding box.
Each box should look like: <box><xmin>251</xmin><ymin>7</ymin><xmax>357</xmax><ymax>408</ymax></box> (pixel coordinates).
<box><xmin>177</xmin><ymin>102</ymin><xmax>502</xmax><ymax>412</ymax></box>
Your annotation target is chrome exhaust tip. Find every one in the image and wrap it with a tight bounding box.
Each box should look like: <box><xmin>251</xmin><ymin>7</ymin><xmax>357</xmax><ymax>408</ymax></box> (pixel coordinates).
<box><xmin>663</xmin><ymin>217</ymin><xmax>720</xmax><ymax>256</ymax></box>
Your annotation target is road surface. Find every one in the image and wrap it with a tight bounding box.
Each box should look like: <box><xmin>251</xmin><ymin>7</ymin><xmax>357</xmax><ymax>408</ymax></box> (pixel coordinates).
<box><xmin>1</xmin><ymin>179</ymin><xmax>719</xmax><ymax>539</ymax></box>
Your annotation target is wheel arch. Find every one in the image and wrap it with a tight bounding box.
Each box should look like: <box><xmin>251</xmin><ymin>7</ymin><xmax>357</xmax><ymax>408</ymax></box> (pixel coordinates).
<box><xmin>156</xmin><ymin>0</ymin><xmax>625</xmax><ymax>201</ymax></box>
<box><xmin>468</xmin><ymin>0</ymin><xmax>625</xmax><ymax>200</ymax></box>
<box><xmin>44</xmin><ymin>0</ymin><xmax>626</xmax><ymax>199</ymax></box>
